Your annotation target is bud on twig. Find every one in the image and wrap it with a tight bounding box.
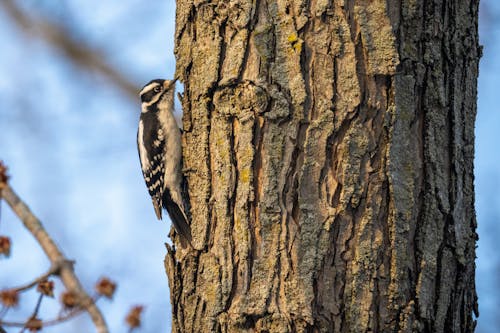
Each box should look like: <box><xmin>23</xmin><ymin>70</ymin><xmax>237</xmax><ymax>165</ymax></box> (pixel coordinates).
<box><xmin>0</xmin><ymin>289</ymin><xmax>19</xmax><ymax>308</ymax></box>
<box><xmin>37</xmin><ymin>280</ymin><xmax>54</xmax><ymax>297</ymax></box>
<box><xmin>125</xmin><ymin>305</ymin><xmax>144</xmax><ymax>330</ymax></box>
<box><xmin>95</xmin><ymin>277</ymin><xmax>116</xmax><ymax>299</ymax></box>
<box><xmin>25</xmin><ymin>317</ymin><xmax>42</xmax><ymax>332</ymax></box>
<box><xmin>0</xmin><ymin>236</ymin><xmax>11</xmax><ymax>257</ymax></box>
<box><xmin>60</xmin><ymin>291</ymin><xmax>78</xmax><ymax>309</ymax></box>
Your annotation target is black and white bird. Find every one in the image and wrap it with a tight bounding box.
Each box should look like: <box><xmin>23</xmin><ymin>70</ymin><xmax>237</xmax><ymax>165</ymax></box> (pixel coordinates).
<box><xmin>137</xmin><ymin>79</ymin><xmax>192</xmax><ymax>246</ymax></box>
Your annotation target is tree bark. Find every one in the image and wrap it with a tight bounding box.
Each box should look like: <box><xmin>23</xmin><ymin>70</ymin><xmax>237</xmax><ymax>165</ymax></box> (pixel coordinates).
<box><xmin>165</xmin><ymin>0</ymin><xmax>480</xmax><ymax>332</ymax></box>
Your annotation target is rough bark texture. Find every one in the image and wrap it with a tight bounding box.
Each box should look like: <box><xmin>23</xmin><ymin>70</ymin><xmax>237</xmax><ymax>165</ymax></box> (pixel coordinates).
<box><xmin>165</xmin><ymin>0</ymin><xmax>480</xmax><ymax>332</ymax></box>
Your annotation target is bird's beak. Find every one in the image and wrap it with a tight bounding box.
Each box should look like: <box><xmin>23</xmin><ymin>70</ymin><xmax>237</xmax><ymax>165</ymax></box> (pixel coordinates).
<box><xmin>164</xmin><ymin>78</ymin><xmax>177</xmax><ymax>90</ymax></box>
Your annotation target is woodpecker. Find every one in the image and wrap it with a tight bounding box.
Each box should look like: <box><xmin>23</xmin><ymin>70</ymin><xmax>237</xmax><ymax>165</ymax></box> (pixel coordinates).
<box><xmin>137</xmin><ymin>79</ymin><xmax>192</xmax><ymax>247</ymax></box>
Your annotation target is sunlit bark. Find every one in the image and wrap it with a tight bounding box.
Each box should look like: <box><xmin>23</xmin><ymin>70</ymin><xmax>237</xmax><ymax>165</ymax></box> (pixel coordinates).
<box><xmin>165</xmin><ymin>0</ymin><xmax>480</xmax><ymax>332</ymax></box>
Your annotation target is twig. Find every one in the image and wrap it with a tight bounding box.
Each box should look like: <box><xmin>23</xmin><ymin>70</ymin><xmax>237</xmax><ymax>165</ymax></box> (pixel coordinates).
<box><xmin>9</xmin><ymin>263</ymin><xmax>65</xmax><ymax>294</ymax></box>
<box><xmin>31</xmin><ymin>294</ymin><xmax>43</xmax><ymax>320</ymax></box>
<box><xmin>0</xmin><ymin>184</ymin><xmax>109</xmax><ymax>333</ymax></box>
<box><xmin>19</xmin><ymin>294</ymin><xmax>43</xmax><ymax>333</ymax></box>
<box><xmin>1</xmin><ymin>306</ymin><xmax>85</xmax><ymax>328</ymax></box>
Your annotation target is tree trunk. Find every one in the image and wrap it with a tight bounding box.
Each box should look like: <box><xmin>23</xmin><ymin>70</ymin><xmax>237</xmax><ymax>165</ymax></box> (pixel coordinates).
<box><xmin>165</xmin><ymin>0</ymin><xmax>480</xmax><ymax>332</ymax></box>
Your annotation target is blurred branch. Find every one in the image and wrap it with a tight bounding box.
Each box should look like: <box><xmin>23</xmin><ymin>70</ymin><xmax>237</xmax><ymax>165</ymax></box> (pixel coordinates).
<box><xmin>1</xmin><ymin>305</ymin><xmax>91</xmax><ymax>329</ymax></box>
<box><xmin>1</xmin><ymin>0</ymin><xmax>138</xmax><ymax>99</ymax></box>
<box><xmin>0</xmin><ymin>184</ymin><xmax>109</xmax><ymax>333</ymax></box>
<box><xmin>10</xmin><ymin>263</ymin><xmax>64</xmax><ymax>294</ymax></box>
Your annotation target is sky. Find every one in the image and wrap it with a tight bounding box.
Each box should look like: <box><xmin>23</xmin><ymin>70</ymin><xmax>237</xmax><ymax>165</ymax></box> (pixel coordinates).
<box><xmin>0</xmin><ymin>1</ymin><xmax>498</xmax><ymax>332</ymax></box>
<box><xmin>0</xmin><ymin>1</ymin><xmax>177</xmax><ymax>332</ymax></box>
<box><xmin>475</xmin><ymin>1</ymin><xmax>500</xmax><ymax>331</ymax></box>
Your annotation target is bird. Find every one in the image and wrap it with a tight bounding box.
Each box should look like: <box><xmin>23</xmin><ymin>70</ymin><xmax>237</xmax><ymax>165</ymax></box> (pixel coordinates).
<box><xmin>137</xmin><ymin>78</ymin><xmax>192</xmax><ymax>247</ymax></box>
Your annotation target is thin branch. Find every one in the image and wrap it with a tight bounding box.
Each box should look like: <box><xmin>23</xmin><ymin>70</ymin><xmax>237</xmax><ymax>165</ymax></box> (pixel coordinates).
<box><xmin>31</xmin><ymin>294</ymin><xmax>44</xmax><ymax>320</ymax></box>
<box><xmin>19</xmin><ymin>293</ymin><xmax>43</xmax><ymax>333</ymax></box>
<box><xmin>0</xmin><ymin>0</ymin><xmax>138</xmax><ymax>99</ymax></box>
<box><xmin>9</xmin><ymin>262</ymin><xmax>66</xmax><ymax>294</ymax></box>
<box><xmin>1</xmin><ymin>306</ymin><xmax>86</xmax><ymax>329</ymax></box>
<box><xmin>0</xmin><ymin>184</ymin><xmax>109</xmax><ymax>333</ymax></box>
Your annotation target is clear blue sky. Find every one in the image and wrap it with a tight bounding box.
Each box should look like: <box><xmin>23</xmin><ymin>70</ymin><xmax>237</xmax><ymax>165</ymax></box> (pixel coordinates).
<box><xmin>0</xmin><ymin>1</ymin><xmax>498</xmax><ymax>332</ymax></box>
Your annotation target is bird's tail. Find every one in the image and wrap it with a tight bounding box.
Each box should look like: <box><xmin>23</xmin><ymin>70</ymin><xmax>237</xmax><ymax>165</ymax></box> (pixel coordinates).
<box><xmin>163</xmin><ymin>192</ymin><xmax>192</xmax><ymax>248</ymax></box>
<box><xmin>152</xmin><ymin>197</ymin><xmax>163</xmax><ymax>220</ymax></box>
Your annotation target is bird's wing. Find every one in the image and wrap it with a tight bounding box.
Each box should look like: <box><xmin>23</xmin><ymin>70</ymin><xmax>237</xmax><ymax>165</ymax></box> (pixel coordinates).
<box><xmin>138</xmin><ymin>117</ymin><xmax>166</xmax><ymax>220</ymax></box>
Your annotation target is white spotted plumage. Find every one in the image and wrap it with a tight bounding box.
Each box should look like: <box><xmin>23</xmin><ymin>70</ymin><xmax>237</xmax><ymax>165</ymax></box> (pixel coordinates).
<box><xmin>137</xmin><ymin>79</ymin><xmax>192</xmax><ymax>247</ymax></box>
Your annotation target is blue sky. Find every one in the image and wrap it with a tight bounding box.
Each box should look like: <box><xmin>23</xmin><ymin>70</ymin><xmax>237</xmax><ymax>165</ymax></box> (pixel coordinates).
<box><xmin>0</xmin><ymin>1</ymin><xmax>498</xmax><ymax>332</ymax></box>
<box><xmin>0</xmin><ymin>1</ymin><xmax>177</xmax><ymax>332</ymax></box>
<box><xmin>476</xmin><ymin>1</ymin><xmax>500</xmax><ymax>331</ymax></box>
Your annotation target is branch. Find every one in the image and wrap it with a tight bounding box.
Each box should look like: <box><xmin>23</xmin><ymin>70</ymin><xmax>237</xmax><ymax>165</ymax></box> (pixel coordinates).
<box><xmin>0</xmin><ymin>184</ymin><xmax>109</xmax><ymax>333</ymax></box>
<box><xmin>1</xmin><ymin>305</ymin><xmax>87</xmax><ymax>329</ymax></box>
<box><xmin>0</xmin><ymin>0</ymin><xmax>138</xmax><ymax>99</ymax></box>
<box><xmin>9</xmin><ymin>262</ymin><xmax>66</xmax><ymax>294</ymax></box>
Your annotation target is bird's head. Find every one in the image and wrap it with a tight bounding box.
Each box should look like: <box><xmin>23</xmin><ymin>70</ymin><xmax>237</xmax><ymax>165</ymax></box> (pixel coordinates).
<box><xmin>139</xmin><ymin>79</ymin><xmax>176</xmax><ymax>108</ymax></box>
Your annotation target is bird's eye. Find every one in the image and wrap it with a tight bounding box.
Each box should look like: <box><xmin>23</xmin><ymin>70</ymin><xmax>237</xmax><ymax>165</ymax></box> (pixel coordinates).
<box><xmin>154</xmin><ymin>86</ymin><xmax>162</xmax><ymax>93</ymax></box>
